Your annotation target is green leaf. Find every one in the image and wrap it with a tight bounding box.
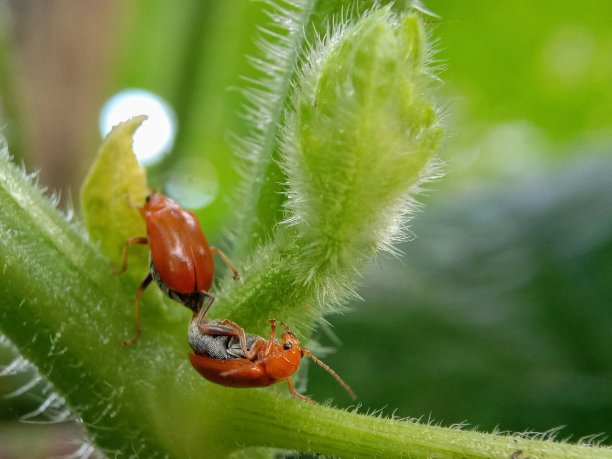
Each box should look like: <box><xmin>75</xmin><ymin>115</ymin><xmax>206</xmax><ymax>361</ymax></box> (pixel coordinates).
<box><xmin>80</xmin><ymin>115</ymin><xmax>149</xmax><ymax>279</ymax></box>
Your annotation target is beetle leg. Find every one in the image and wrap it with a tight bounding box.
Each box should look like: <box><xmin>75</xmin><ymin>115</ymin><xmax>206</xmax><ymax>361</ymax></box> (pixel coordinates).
<box><xmin>242</xmin><ymin>339</ymin><xmax>266</xmax><ymax>360</ymax></box>
<box><xmin>195</xmin><ymin>307</ymin><xmax>243</xmax><ymax>336</ymax></box>
<box><xmin>196</xmin><ymin>319</ymin><xmax>243</xmax><ymax>336</ymax></box>
<box><xmin>287</xmin><ymin>377</ymin><xmax>314</xmax><ymax>403</ymax></box>
<box><xmin>122</xmin><ymin>272</ymin><xmax>153</xmax><ymax>346</ymax></box>
<box><xmin>209</xmin><ymin>247</ymin><xmax>240</xmax><ymax>281</ymax></box>
<box><xmin>216</xmin><ymin>320</ymin><xmax>261</xmax><ymax>359</ymax></box>
<box><xmin>113</xmin><ymin>237</ymin><xmax>148</xmax><ymax>275</ymax></box>
<box><xmin>196</xmin><ymin>319</ymin><xmax>256</xmax><ymax>358</ymax></box>
<box><xmin>263</xmin><ymin>319</ymin><xmax>278</xmax><ymax>355</ymax></box>
<box><xmin>198</xmin><ymin>292</ymin><xmax>215</xmax><ymax>318</ymax></box>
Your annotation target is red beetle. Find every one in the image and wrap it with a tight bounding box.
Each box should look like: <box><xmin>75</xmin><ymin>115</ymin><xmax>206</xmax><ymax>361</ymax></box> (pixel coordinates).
<box><xmin>115</xmin><ymin>193</ymin><xmax>239</xmax><ymax>345</ymax></box>
<box><xmin>188</xmin><ymin>317</ymin><xmax>356</xmax><ymax>402</ymax></box>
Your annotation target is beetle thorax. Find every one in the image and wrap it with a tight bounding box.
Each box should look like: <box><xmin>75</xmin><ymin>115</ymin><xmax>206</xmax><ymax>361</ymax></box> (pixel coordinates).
<box><xmin>144</xmin><ymin>193</ymin><xmax>180</xmax><ymax>215</ymax></box>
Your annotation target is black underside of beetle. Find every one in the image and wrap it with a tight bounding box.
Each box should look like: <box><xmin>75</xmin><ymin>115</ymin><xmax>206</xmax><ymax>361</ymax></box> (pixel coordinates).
<box><xmin>150</xmin><ymin>260</ymin><xmax>208</xmax><ymax>313</ymax></box>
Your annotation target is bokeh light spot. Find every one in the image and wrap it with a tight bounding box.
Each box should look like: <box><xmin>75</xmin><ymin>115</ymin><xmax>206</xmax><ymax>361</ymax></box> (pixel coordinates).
<box><xmin>164</xmin><ymin>157</ymin><xmax>219</xmax><ymax>209</ymax></box>
<box><xmin>541</xmin><ymin>26</ymin><xmax>595</xmax><ymax>87</ymax></box>
<box><xmin>100</xmin><ymin>89</ymin><xmax>176</xmax><ymax>165</ymax></box>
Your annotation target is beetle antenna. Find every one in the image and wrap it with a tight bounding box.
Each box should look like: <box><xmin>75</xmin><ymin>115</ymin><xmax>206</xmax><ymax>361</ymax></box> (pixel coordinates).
<box><xmin>302</xmin><ymin>349</ymin><xmax>356</xmax><ymax>400</ymax></box>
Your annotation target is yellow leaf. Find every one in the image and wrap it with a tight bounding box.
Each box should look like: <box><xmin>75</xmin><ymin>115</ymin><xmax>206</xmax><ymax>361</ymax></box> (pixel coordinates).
<box><xmin>80</xmin><ymin>115</ymin><xmax>149</xmax><ymax>278</ymax></box>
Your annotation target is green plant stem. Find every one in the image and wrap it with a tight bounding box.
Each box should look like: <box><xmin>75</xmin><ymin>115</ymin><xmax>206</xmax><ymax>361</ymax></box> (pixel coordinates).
<box><xmin>213</xmin><ymin>391</ymin><xmax>612</xmax><ymax>459</ymax></box>
<box><xmin>230</xmin><ymin>0</ymin><xmax>316</xmax><ymax>261</ymax></box>
<box><xmin>212</xmin><ymin>232</ymin><xmax>326</xmax><ymax>335</ymax></box>
<box><xmin>0</xmin><ymin>3</ymin><xmax>26</xmax><ymax>161</ymax></box>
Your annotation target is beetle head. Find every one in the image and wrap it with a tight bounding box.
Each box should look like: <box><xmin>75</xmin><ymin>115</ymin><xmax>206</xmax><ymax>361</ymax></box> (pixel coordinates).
<box><xmin>261</xmin><ymin>324</ymin><xmax>302</xmax><ymax>380</ymax></box>
<box><xmin>144</xmin><ymin>193</ymin><xmax>180</xmax><ymax>213</ymax></box>
<box><xmin>281</xmin><ymin>322</ymin><xmax>356</xmax><ymax>400</ymax></box>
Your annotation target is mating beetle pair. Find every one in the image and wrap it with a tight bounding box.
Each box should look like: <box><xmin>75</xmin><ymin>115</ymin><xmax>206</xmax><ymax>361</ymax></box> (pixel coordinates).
<box><xmin>117</xmin><ymin>192</ymin><xmax>355</xmax><ymax>402</ymax></box>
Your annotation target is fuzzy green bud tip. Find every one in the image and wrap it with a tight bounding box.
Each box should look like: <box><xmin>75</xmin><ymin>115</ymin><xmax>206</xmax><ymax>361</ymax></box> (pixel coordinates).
<box><xmin>284</xmin><ymin>8</ymin><xmax>444</xmax><ymax>271</ymax></box>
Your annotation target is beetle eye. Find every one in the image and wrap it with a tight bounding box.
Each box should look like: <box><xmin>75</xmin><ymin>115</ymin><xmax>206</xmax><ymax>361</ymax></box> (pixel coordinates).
<box><xmin>145</xmin><ymin>194</ymin><xmax>152</xmax><ymax>202</ymax></box>
<box><xmin>283</xmin><ymin>342</ymin><xmax>292</xmax><ymax>350</ymax></box>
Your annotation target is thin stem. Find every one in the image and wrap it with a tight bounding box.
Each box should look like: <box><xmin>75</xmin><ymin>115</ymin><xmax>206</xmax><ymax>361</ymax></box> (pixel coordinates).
<box><xmin>230</xmin><ymin>0</ymin><xmax>316</xmax><ymax>260</ymax></box>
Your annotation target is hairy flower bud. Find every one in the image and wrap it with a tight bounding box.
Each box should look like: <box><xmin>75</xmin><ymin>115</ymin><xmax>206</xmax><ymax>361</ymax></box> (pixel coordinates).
<box><xmin>283</xmin><ymin>9</ymin><xmax>444</xmax><ymax>279</ymax></box>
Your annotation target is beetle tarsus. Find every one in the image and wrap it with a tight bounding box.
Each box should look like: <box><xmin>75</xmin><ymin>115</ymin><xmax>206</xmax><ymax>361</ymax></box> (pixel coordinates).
<box><xmin>121</xmin><ymin>272</ymin><xmax>153</xmax><ymax>346</ymax></box>
<box><xmin>287</xmin><ymin>377</ymin><xmax>314</xmax><ymax>403</ymax></box>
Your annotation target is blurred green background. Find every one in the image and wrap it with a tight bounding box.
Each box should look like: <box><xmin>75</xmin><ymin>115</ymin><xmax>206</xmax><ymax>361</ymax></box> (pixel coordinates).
<box><xmin>1</xmin><ymin>0</ymin><xmax>611</xmax><ymax>456</ymax></box>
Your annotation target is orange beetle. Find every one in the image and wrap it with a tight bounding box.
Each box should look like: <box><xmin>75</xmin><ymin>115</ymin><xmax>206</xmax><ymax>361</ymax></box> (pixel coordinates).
<box><xmin>188</xmin><ymin>317</ymin><xmax>356</xmax><ymax>402</ymax></box>
<box><xmin>115</xmin><ymin>193</ymin><xmax>239</xmax><ymax>345</ymax></box>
